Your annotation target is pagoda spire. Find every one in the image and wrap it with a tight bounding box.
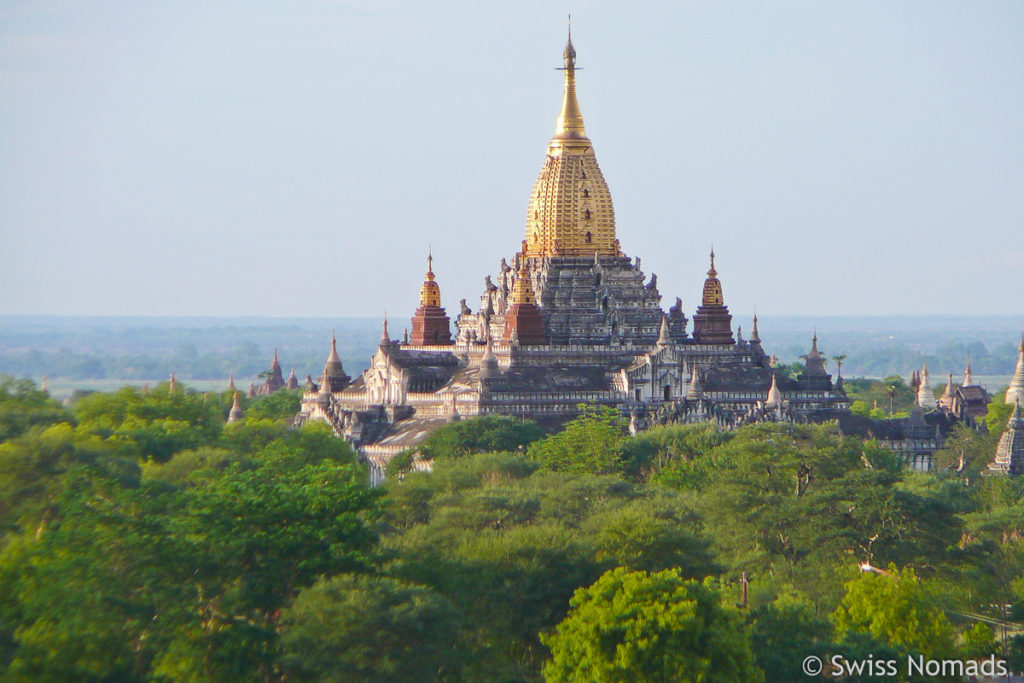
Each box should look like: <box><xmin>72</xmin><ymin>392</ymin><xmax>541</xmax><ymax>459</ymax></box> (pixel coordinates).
<box><xmin>323</xmin><ymin>331</ymin><xmax>350</xmax><ymax>392</ymax></box>
<box><xmin>480</xmin><ymin>335</ymin><xmax>499</xmax><ymax>379</ymax></box>
<box><xmin>802</xmin><ymin>330</ymin><xmax>828</xmax><ymax>377</ymax></box>
<box><xmin>692</xmin><ymin>248</ymin><xmax>733</xmax><ymax>345</ymax></box>
<box><xmin>656</xmin><ymin>314</ymin><xmax>671</xmax><ymax>347</ymax></box>
<box><xmin>227</xmin><ymin>391</ymin><xmax>243</xmax><ymax>424</ymax></box>
<box><xmin>555</xmin><ymin>17</ymin><xmax>587</xmax><ymax>141</ymax></box>
<box><xmin>1006</xmin><ymin>334</ymin><xmax>1024</xmax><ymax>406</ymax></box>
<box><xmin>750</xmin><ymin>310</ymin><xmax>761</xmax><ymax>343</ymax></box>
<box><xmin>410</xmin><ymin>250</ymin><xmax>453</xmax><ymax>346</ymax></box>
<box><xmin>765</xmin><ymin>373</ymin><xmax>782</xmax><ymax>409</ymax></box>
<box><xmin>503</xmin><ymin>262</ymin><xmax>546</xmax><ymax>345</ymax></box>
<box><xmin>318</xmin><ymin>368</ymin><xmax>333</xmax><ymax>403</ymax></box>
<box><xmin>227</xmin><ymin>373</ymin><xmax>235</xmax><ymax>391</ymax></box>
<box><xmin>917</xmin><ymin>362</ymin><xmax>937</xmax><ymax>409</ymax></box>
<box><xmin>686</xmin><ymin>367</ymin><xmax>703</xmax><ymax>400</ymax></box>
<box><xmin>328</xmin><ymin>332</ymin><xmax>342</xmax><ymax>364</ymax></box>
<box><xmin>963</xmin><ymin>357</ymin><xmax>975</xmax><ymax>387</ymax></box>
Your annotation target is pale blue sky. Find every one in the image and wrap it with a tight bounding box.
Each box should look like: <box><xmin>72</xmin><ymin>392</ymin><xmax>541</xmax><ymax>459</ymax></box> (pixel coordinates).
<box><xmin>2</xmin><ymin>1</ymin><xmax>1022</xmax><ymax>320</ymax></box>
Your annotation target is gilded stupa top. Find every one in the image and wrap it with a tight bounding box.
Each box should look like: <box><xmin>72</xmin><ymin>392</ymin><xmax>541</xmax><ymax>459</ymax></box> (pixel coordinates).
<box><xmin>510</xmin><ymin>263</ymin><xmax>537</xmax><ymax>305</ymax></box>
<box><xmin>524</xmin><ymin>25</ymin><xmax>618</xmax><ymax>258</ymax></box>
<box><xmin>419</xmin><ymin>251</ymin><xmax>442</xmax><ymax>308</ymax></box>
<box><xmin>701</xmin><ymin>249</ymin><xmax>724</xmax><ymax>307</ymax></box>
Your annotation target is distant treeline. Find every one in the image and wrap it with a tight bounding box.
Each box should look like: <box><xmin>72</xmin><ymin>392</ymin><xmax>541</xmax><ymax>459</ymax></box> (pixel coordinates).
<box><xmin>0</xmin><ymin>315</ymin><xmax>1020</xmax><ymax>381</ymax></box>
<box><xmin>0</xmin><ymin>345</ymin><xmax>371</xmax><ymax>383</ymax></box>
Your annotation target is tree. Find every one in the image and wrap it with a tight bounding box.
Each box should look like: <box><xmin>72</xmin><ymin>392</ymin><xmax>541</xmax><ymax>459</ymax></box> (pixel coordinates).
<box><xmin>245</xmin><ymin>388</ymin><xmax>303</xmax><ymax>422</ymax></box>
<box><xmin>71</xmin><ymin>384</ymin><xmax>223</xmax><ymax>462</ymax></box>
<box><xmin>417</xmin><ymin>415</ymin><xmax>544</xmax><ymax>460</ymax></box>
<box><xmin>528</xmin><ymin>406</ymin><xmax>626</xmax><ymax>475</ymax></box>
<box><xmin>0</xmin><ymin>376</ymin><xmax>70</xmax><ymax>441</ymax></box>
<box><xmin>747</xmin><ymin>597</ymin><xmax>832</xmax><ymax>682</ymax></box>
<box><xmin>541</xmin><ymin>567</ymin><xmax>762</xmax><ymax>682</ymax></box>
<box><xmin>279</xmin><ymin>574</ymin><xmax>463</xmax><ymax>682</ymax></box>
<box><xmin>960</xmin><ymin>622</ymin><xmax>997</xmax><ymax>660</ymax></box>
<box><xmin>832</xmin><ymin>565</ymin><xmax>956</xmax><ymax>660</ymax></box>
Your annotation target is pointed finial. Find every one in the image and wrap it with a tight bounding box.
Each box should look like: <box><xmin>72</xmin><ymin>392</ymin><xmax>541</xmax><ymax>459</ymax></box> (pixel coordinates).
<box><xmin>555</xmin><ymin>19</ymin><xmax>586</xmax><ymax>140</ymax></box>
<box><xmin>765</xmin><ymin>373</ymin><xmax>782</xmax><ymax>408</ymax></box>
<box><xmin>687</xmin><ymin>366</ymin><xmax>703</xmax><ymax>400</ymax></box>
<box><xmin>751</xmin><ymin>309</ymin><xmax>760</xmax><ymax>343</ymax></box>
<box><xmin>656</xmin><ymin>314</ymin><xmax>671</xmax><ymax>347</ymax></box>
<box><xmin>328</xmin><ymin>332</ymin><xmax>341</xmax><ymax>361</ymax></box>
<box><xmin>707</xmin><ymin>247</ymin><xmax>717</xmax><ymax>278</ymax></box>
<box><xmin>564</xmin><ymin>15</ymin><xmax>575</xmax><ymax>63</ymax></box>
<box><xmin>380</xmin><ymin>314</ymin><xmax>390</xmax><ymax>345</ymax></box>
<box><xmin>228</xmin><ymin>391</ymin><xmax>244</xmax><ymax>423</ymax></box>
<box><xmin>169</xmin><ymin>373</ymin><xmax>177</xmax><ymax>394</ymax></box>
<box><xmin>228</xmin><ymin>373</ymin><xmax>236</xmax><ymax>391</ymax></box>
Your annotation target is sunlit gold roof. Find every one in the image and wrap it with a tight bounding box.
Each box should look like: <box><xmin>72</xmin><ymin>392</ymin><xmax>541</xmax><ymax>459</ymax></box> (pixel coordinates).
<box><xmin>701</xmin><ymin>249</ymin><xmax>724</xmax><ymax>306</ymax></box>
<box><xmin>524</xmin><ymin>27</ymin><xmax>617</xmax><ymax>258</ymax></box>
<box><xmin>419</xmin><ymin>252</ymin><xmax>442</xmax><ymax>308</ymax></box>
<box><xmin>510</xmin><ymin>264</ymin><xmax>537</xmax><ymax>305</ymax></box>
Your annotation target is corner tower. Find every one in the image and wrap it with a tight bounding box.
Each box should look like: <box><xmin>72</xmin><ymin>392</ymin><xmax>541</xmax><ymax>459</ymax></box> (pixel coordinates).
<box><xmin>524</xmin><ymin>26</ymin><xmax>618</xmax><ymax>258</ymax></box>
<box><xmin>409</xmin><ymin>252</ymin><xmax>454</xmax><ymax>346</ymax></box>
<box><xmin>691</xmin><ymin>250</ymin><xmax>735</xmax><ymax>345</ymax></box>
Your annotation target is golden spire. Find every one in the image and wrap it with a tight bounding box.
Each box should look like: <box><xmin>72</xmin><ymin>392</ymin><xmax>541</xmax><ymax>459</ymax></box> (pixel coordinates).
<box><xmin>555</xmin><ymin>18</ymin><xmax>587</xmax><ymax>141</ymax></box>
<box><xmin>701</xmin><ymin>249</ymin><xmax>724</xmax><ymax>306</ymax></box>
<box><xmin>525</xmin><ymin>24</ymin><xmax>616</xmax><ymax>258</ymax></box>
<box><xmin>419</xmin><ymin>250</ymin><xmax>441</xmax><ymax>308</ymax></box>
<box><xmin>510</xmin><ymin>264</ymin><xmax>537</xmax><ymax>305</ymax></box>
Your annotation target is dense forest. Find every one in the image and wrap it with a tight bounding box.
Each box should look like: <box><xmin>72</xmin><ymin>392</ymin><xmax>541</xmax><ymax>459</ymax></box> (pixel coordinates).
<box><xmin>0</xmin><ymin>375</ymin><xmax>1021</xmax><ymax>681</ymax></box>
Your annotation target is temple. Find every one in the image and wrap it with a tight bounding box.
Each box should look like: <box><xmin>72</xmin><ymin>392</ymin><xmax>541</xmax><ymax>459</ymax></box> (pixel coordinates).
<box><xmin>294</xmin><ymin>30</ymin><xmax>851</xmax><ymax>483</ymax></box>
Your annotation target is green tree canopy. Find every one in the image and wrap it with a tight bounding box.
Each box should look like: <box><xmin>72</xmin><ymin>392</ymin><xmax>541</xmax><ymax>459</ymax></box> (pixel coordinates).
<box><xmin>279</xmin><ymin>574</ymin><xmax>463</xmax><ymax>682</ymax></box>
<box><xmin>541</xmin><ymin>567</ymin><xmax>762</xmax><ymax>682</ymax></box>
<box><xmin>832</xmin><ymin>565</ymin><xmax>956</xmax><ymax>660</ymax></box>
<box><xmin>417</xmin><ymin>415</ymin><xmax>544</xmax><ymax>459</ymax></box>
<box><xmin>528</xmin><ymin>406</ymin><xmax>627</xmax><ymax>475</ymax></box>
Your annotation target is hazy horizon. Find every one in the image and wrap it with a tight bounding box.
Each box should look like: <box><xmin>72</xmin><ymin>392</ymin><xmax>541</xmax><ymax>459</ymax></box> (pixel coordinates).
<box><xmin>2</xmin><ymin>2</ymin><xmax>1023</xmax><ymax>319</ymax></box>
